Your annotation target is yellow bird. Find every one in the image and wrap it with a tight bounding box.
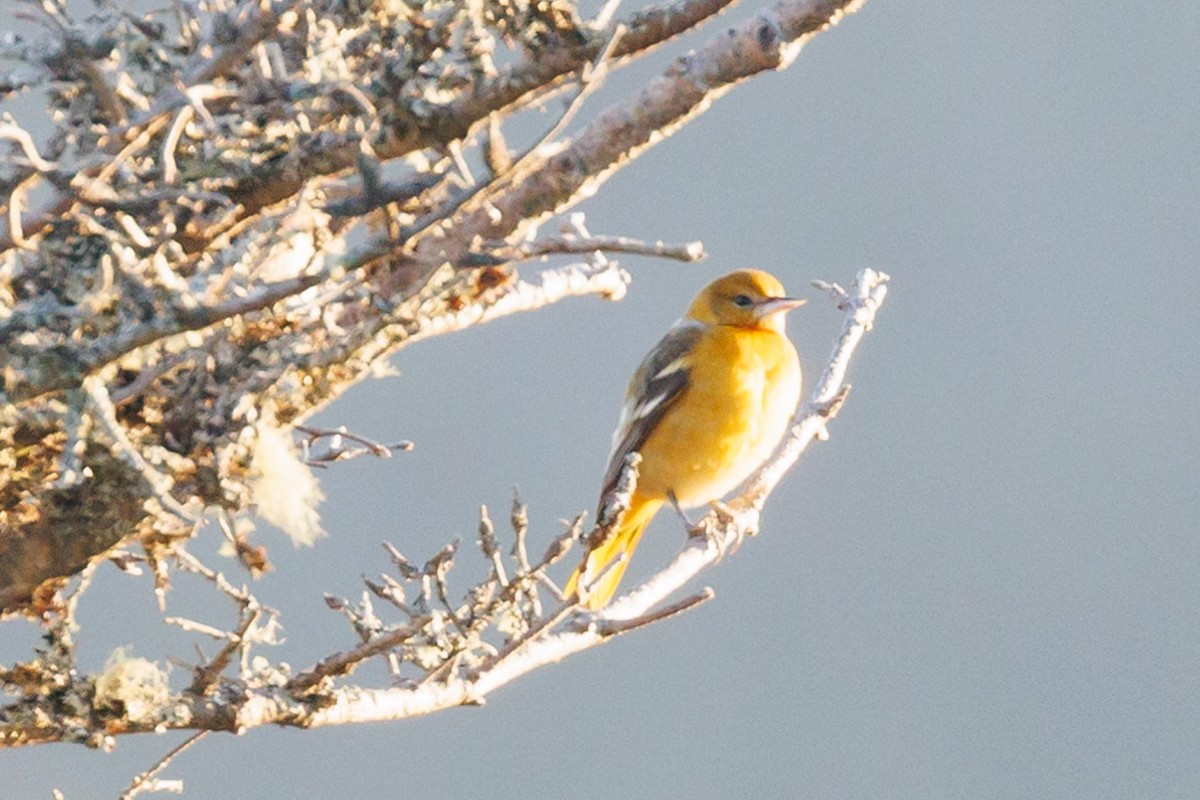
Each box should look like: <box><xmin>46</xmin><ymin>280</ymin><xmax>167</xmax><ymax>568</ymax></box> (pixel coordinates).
<box><xmin>566</xmin><ymin>269</ymin><xmax>804</xmax><ymax>608</ymax></box>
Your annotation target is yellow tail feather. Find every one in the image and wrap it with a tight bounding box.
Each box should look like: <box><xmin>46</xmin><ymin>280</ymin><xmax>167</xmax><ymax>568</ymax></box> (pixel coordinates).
<box><xmin>566</xmin><ymin>495</ymin><xmax>663</xmax><ymax>610</ymax></box>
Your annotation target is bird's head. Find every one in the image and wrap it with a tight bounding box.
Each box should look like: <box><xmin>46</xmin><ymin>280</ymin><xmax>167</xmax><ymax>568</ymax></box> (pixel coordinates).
<box><xmin>686</xmin><ymin>269</ymin><xmax>805</xmax><ymax>332</ymax></box>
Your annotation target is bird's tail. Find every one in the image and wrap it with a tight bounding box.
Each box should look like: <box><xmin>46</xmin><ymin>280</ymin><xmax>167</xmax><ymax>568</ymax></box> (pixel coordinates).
<box><xmin>565</xmin><ymin>495</ymin><xmax>663</xmax><ymax>610</ymax></box>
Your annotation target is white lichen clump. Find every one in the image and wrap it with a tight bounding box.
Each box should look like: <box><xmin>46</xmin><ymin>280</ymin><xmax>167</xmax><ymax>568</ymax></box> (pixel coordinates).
<box><xmin>93</xmin><ymin>648</ymin><xmax>170</xmax><ymax>724</ymax></box>
<box><xmin>249</xmin><ymin>418</ymin><xmax>327</xmax><ymax>547</ymax></box>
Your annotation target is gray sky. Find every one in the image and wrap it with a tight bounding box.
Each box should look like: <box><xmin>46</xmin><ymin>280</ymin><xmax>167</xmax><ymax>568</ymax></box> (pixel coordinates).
<box><xmin>6</xmin><ymin>1</ymin><xmax>1200</xmax><ymax>797</ymax></box>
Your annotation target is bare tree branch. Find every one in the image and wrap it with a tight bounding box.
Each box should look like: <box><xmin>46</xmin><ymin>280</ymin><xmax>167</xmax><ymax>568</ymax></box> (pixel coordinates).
<box><xmin>0</xmin><ymin>0</ymin><xmax>736</xmax><ymax>252</ymax></box>
<box><xmin>0</xmin><ymin>267</ymin><xmax>887</xmax><ymax>747</ymax></box>
<box><xmin>434</xmin><ymin>0</ymin><xmax>868</xmax><ymax>249</ymax></box>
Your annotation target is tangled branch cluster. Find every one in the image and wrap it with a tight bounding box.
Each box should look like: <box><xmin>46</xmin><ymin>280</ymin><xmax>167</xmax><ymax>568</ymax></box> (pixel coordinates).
<box><xmin>0</xmin><ymin>492</ymin><xmax>580</xmax><ymax>749</ymax></box>
<box><xmin>0</xmin><ymin>0</ymin><xmax>771</xmax><ymax>613</ymax></box>
<box><xmin>305</xmin><ymin>497</ymin><xmax>578</xmax><ymax>688</ymax></box>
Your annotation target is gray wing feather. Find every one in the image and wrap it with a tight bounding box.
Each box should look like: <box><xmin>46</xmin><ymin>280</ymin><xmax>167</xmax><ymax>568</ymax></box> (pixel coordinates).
<box><xmin>599</xmin><ymin>321</ymin><xmax>704</xmax><ymax>500</ymax></box>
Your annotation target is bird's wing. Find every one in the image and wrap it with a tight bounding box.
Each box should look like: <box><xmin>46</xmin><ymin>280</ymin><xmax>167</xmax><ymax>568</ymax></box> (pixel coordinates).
<box><xmin>599</xmin><ymin>319</ymin><xmax>705</xmax><ymax>500</ymax></box>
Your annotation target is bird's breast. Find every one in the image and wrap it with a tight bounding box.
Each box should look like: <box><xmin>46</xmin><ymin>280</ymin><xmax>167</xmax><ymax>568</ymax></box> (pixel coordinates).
<box><xmin>636</xmin><ymin>326</ymin><xmax>801</xmax><ymax>507</ymax></box>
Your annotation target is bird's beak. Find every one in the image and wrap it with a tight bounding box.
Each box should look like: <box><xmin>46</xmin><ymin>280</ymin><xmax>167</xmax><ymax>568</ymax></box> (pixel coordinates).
<box><xmin>757</xmin><ymin>296</ymin><xmax>806</xmax><ymax>317</ymax></box>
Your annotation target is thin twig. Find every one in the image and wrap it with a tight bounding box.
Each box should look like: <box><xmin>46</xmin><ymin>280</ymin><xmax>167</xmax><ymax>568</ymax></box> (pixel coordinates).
<box><xmin>468</xmin><ymin>213</ymin><xmax>705</xmax><ymax>266</ymax></box>
<box><xmin>595</xmin><ymin>587</ymin><xmax>714</xmax><ymax>636</ymax></box>
<box><xmin>511</xmin><ymin>492</ymin><xmax>531</xmax><ymax>572</ymax></box>
<box><xmin>75</xmin><ymin>53</ymin><xmax>127</xmax><ymax>125</ymax></box>
<box><xmin>405</xmin><ymin>260</ymin><xmax>631</xmax><ymax>345</ymax></box>
<box><xmin>296</xmin><ymin>425</ymin><xmax>413</xmax><ymax>467</ymax></box>
<box><xmin>187</xmin><ymin>603</ymin><xmax>262</xmax><ymax>694</ymax></box>
<box><xmin>0</xmin><ymin>123</ymin><xmax>57</xmax><ymax>171</ymax></box>
<box><xmin>323</xmin><ymin>171</ymin><xmax>444</xmax><ymax>217</ymax></box>
<box><xmin>172</xmin><ymin>547</ymin><xmax>252</xmax><ymax>603</ymax></box>
<box><xmin>521</xmin><ymin>24</ymin><xmax>627</xmax><ymax>164</ymax></box>
<box><xmin>119</xmin><ymin>731</ymin><xmax>208</xmax><ymax>799</ymax></box>
<box><xmin>6</xmin><ymin>178</ymin><xmax>31</xmax><ymax>250</ymax></box>
<box><xmin>163</xmin><ymin>617</ymin><xmax>230</xmax><ymax>640</ymax></box>
<box><xmin>288</xmin><ymin>617</ymin><xmax>427</xmax><ymax>691</ymax></box>
<box><xmin>83</xmin><ymin>375</ymin><xmax>198</xmax><ymax>523</ymax></box>
<box><xmin>161</xmin><ymin>105</ymin><xmax>194</xmax><ymax>185</ymax></box>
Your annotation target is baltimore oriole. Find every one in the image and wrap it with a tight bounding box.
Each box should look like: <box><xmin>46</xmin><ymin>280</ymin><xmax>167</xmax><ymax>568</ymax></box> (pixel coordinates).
<box><xmin>567</xmin><ymin>269</ymin><xmax>804</xmax><ymax>608</ymax></box>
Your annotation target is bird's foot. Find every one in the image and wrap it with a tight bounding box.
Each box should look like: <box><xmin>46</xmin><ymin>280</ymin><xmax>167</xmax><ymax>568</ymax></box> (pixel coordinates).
<box><xmin>667</xmin><ymin>490</ymin><xmax>696</xmax><ymax>529</ymax></box>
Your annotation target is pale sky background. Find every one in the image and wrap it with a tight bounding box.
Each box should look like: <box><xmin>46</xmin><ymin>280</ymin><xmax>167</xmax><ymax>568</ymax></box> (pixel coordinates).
<box><xmin>5</xmin><ymin>1</ymin><xmax>1200</xmax><ymax>798</ymax></box>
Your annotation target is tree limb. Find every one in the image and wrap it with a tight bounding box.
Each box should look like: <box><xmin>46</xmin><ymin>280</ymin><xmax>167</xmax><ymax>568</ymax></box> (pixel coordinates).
<box><xmin>0</xmin><ymin>267</ymin><xmax>887</xmax><ymax>746</ymax></box>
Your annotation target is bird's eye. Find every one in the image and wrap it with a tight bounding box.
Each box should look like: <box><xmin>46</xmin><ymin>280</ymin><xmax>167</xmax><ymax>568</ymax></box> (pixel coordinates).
<box><xmin>731</xmin><ymin>294</ymin><xmax>754</xmax><ymax>308</ymax></box>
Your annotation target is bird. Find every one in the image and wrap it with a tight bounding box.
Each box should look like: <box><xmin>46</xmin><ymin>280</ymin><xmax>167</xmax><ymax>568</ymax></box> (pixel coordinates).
<box><xmin>565</xmin><ymin>269</ymin><xmax>804</xmax><ymax>609</ymax></box>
